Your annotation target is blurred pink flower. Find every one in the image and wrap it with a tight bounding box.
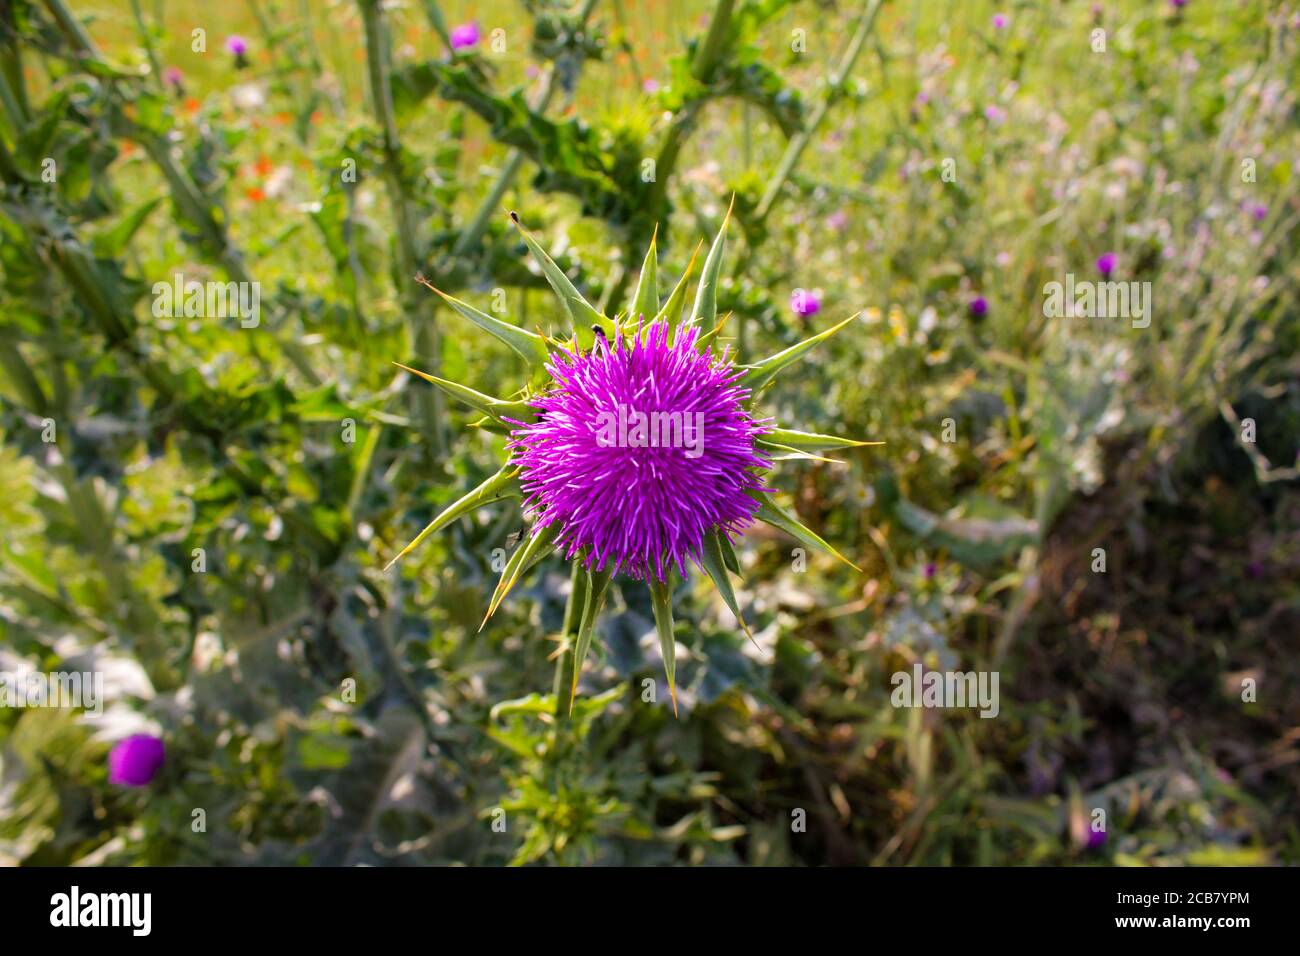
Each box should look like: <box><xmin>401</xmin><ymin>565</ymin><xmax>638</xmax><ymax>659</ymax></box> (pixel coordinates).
<box><xmin>791</xmin><ymin>289</ymin><xmax>821</xmax><ymax>316</ymax></box>
<box><xmin>108</xmin><ymin>734</ymin><xmax>165</xmax><ymax>787</ymax></box>
<box><xmin>450</xmin><ymin>22</ymin><xmax>480</xmax><ymax>51</ymax></box>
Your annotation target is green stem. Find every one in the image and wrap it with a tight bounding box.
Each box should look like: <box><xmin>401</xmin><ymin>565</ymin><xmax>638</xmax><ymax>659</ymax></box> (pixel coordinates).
<box><xmin>610</xmin><ymin>0</ymin><xmax>735</xmax><ymax>311</ymax></box>
<box><xmin>0</xmin><ymin>341</ymin><xmax>49</xmax><ymax>415</ymax></box>
<box><xmin>691</xmin><ymin>0</ymin><xmax>736</xmax><ymax>83</ymax></box>
<box><xmin>0</xmin><ymin>9</ymin><xmax>31</xmax><ymax>130</ymax></box>
<box><xmin>451</xmin><ymin>0</ymin><xmax>600</xmax><ymax>257</ymax></box>
<box><xmin>552</xmin><ymin>561</ymin><xmax>588</xmax><ymax>722</ymax></box>
<box><xmin>360</xmin><ymin>0</ymin><xmax>445</xmax><ymax>458</ymax></box>
<box><xmin>753</xmin><ymin>0</ymin><xmax>884</xmax><ymax>223</ymax></box>
<box><xmin>128</xmin><ymin>0</ymin><xmax>163</xmax><ymax>88</ymax></box>
<box><xmin>42</xmin><ymin>0</ymin><xmax>103</xmax><ymax>58</ymax></box>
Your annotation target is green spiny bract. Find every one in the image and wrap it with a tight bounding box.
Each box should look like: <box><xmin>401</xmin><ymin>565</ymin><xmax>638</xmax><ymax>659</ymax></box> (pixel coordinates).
<box><xmin>389</xmin><ymin>201</ymin><xmax>880</xmax><ymax>714</ymax></box>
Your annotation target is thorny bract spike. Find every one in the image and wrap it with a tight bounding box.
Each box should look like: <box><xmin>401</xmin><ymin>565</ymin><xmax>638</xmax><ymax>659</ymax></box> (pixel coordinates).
<box><xmin>388</xmin><ymin>209</ymin><xmax>881</xmax><ymax>715</ymax></box>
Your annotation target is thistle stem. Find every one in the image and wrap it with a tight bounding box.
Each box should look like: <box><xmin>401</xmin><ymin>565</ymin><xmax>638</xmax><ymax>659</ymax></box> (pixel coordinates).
<box><xmin>552</xmin><ymin>561</ymin><xmax>588</xmax><ymax>721</ymax></box>
<box><xmin>451</xmin><ymin>0</ymin><xmax>599</xmax><ymax>257</ymax></box>
<box><xmin>753</xmin><ymin>0</ymin><xmax>884</xmax><ymax>223</ymax></box>
<box><xmin>360</xmin><ymin>0</ymin><xmax>446</xmax><ymax>459</ymax></box>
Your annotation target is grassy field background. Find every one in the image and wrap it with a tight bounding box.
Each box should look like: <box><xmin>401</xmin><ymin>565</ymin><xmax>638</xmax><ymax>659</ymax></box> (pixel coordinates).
<box><xmin>1</xmin><ymin>0</ymin><xmax>1297</xmax><ymax>865</ymax></box>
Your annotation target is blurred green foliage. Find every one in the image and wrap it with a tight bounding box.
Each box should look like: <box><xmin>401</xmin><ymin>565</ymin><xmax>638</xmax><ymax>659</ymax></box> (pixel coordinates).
<box><xmin>0</xmin><ymin>0</ymin><xmax>1297</xmax><ymax>866</ymax></box>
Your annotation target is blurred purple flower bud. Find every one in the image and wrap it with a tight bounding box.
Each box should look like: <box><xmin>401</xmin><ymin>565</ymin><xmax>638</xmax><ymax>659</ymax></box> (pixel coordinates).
<box><xmin>225</xmin><ymin>35</ymin><xmax>248</xmax><ymax>57</ymax></box>
<box><xmin>791</xmin><ymin>289</ymin><xmax>821</xmax><ymax>316</ymax></box>
<box><xmin>450</xmin><ymin>22</ymin><xmax>481</xmax><ymax>51</ymax></box>
<box><xmin>108</xmin><ymin>734</ymin><xmax>165</xmax><ymax>787</ymax></box>
<box><xmin>1097</xmin><ymin>252</ymin><xmax>1117</xmax><ymax>276</ymax></box>
<box><xmin>969</xmin><ymin>296</ymin><xmax>989</xmax><ymax>317</ymax></box>
<box><xmin>992</xmin><ymin>14</ymin><xmax>1009</xmax><ymax>29</ymax></box>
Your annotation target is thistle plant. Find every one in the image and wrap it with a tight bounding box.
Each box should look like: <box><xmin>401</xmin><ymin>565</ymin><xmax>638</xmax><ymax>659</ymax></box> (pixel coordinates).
<box><xmin>389</xmin><ymin>202</ymin><xmax>877</xmax><ymax>714</ymax></box>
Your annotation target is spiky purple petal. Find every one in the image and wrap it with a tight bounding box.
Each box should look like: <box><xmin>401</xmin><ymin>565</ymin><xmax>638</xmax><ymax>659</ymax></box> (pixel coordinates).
<box><xmin>509</xmin><ymin>319</ymin><xmax>771</xmax><ymax>581</ymax></box>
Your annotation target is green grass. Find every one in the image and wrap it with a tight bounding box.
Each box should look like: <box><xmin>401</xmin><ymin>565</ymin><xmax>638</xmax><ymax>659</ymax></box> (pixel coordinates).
<box><xmin>1</xmin><ymin>0</ymin><xmax>1297</xmax><ymax>866</ymax></box>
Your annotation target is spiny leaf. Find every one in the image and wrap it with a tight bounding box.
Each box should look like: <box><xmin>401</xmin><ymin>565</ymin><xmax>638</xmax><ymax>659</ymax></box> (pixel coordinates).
<box><xmin>719</xmin><ymin>533</ymin><xmax>741</xmax><ymax>575</ymax></box>
<box><xmin>700</xmin><ymin>530</ymin><xmax>758</xmax><ymax>649</ymax></box>
<box><xmin>569</xmin><ymin>563</ymin><xmax>615</xmax><ymax>710</ymax></box>
<box><xmin>741</xmin><ymin>314</ymin><xmax>858</xmax><ymax>393</ymax></box>
<box><xmin>391</xmin><ymin>362</ymin><xmax>533</xmax><ymax>423</ymax></box>
<box><xmin>696</xmin><ymin>312</ymin><xmax>730</xmax><ymax>351</ymax></box>
<box><xmin>687</xmin><ymin>195</ymin><xmax>734</xmax><ymax>330</ymax></box>
<box><xmin>481</xmin><ymin>524</ymin><xmax>561</xmax><ymax>629</ymax></box>
<box><xmin>763</xmin><ymin>427</ymin><xmax>884</xmax><ymax>452</ymax></box>
<box><xmin>755</xmin><ymin>441</ymin><xmax>845</xmax><ymax>464</ymax></box>
<box><xmin>465</xmin><ymin>415</ymin><xmax>512</xmax><ymax>436</ymax></box>
<box><xmin>416</xmin><ymin>276</ymin><xmax>549</xmax><ymax>367</ymax></box>
<box><xmin>629</xmin><ymin>226</ymin><xmax>659</xmax><ymax>323</ymax></box>
<box><xmin>509</xmin><ymin>211</ymin><xmax>612</xmax><ymax>336</ymax></box>
<box><xmin>654</xmin><ymin>240</ymin><xmax>702</xmax><ymax>336</ymax></box>
<box><xmin>384</xmin><ymin>463</ymin><xmax>520</xmax><ymax>571</ymax></box>
<box><xmin>648</xmin><ymin>574</ymin><xmax>679</xmax><ymax>717</ymax></box>
<box><xmin>749</xmin><ymin>492</ymin><xmax>860</xmax><ymax>572</ymax></box>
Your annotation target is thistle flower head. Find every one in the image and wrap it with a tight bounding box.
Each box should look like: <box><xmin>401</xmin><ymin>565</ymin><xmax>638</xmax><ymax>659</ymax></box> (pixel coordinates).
<box><xmin>225</xmin><ymin>35</ymin><xmax>248</xmax><ymax>57</ymax></box>
<box><xmin>388</xmin><ymin>204</ymin><xmax>878</xmax><ymax>711</ymax></box>
<box><xmin>509</xmin><ymin>319</ymin><xmax>769</xmax><ymax>582</ymax></box>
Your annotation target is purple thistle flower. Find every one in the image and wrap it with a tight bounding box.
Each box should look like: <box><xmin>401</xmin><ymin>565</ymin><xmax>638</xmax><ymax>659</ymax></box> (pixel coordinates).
<box><xmin>389</xmin><ymin>210</ymin><xmax>869</xmax><ymax>711</ymax></box>
<box><xmin>791</xmin><ymin>288</ymin><xmax>821</xmax><ymax>316</ymax></box>
<box><xmin>1086</xmin><ymin>827</ymin><xmax>1107</xmax><ymax>849</ymax></box>
<box><xmin>1250</xmin><ymin>203</ymin><xmax>1268</xmax><ymax>222</ymax></box>
<box><xmin>508</xmin><ymin>319</ymin><xmax>771</xmax><ymax>582</ymax></box>
<box><xmin>225</xmin><ymin>35</ymin><xmax>248</xmax><ymax>56</ymax></box>
<box><xmin>1097</xmin><ymin>252</ymin><xmax>1117</xmax><ymax>277</ymax></box>
<box><xmin>1170</xmin><ymin>0</ymin><xmax>1188</xmax><ymax>8</ymax></box>
<box><xmin>969</xmin><ymin>295</ymin><xmax>989</xmax><ymax>317</ymax></box>
<box><xmin>108</xmin><ymin>734</ymin><xmax>165</xmax><ymax>787</ymax></box>
<box><xmin>642</xmin><ymin>78</ymin><xmax>661</xmax><ymax>94</ymax></box>
<box><xmin>923</xmin><ymin>562</ymin><xmax>936</xmax><ymax>579</ymax></box>
<box><xmin>984</xmin><ymin>104</ymin><xmax>1006</xmax><ymax>124</ymax></box>
<box><xmin>164</xmin><ymin>66</ymin><xmax>184</xmax><ymax>87</ymax></box>
<box><xmin>992</xmin><ymin>13</ymin><xmax>1009</xmax><ymax>29</ymax></box>
<box><xmin>450</xmin><ymin>21</ymin><xmax>481</xmax><ymax>51</ymax></box>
